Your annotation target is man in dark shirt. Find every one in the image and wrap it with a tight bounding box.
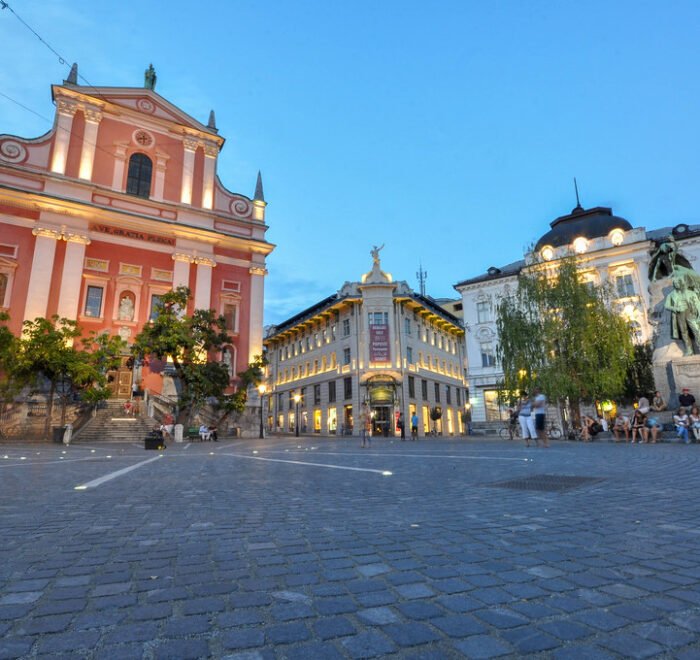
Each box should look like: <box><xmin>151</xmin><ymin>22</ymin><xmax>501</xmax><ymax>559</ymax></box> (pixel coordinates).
<box><xmin>679</xmin><ymin>388</ymin><xmax>696</xmax><ymax>408</ymax></box>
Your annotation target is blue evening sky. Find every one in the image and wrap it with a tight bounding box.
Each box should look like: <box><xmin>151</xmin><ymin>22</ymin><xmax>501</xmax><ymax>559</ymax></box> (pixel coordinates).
<box><xmin>2</xmin><ymin>1</ymin><xmax>699</xmax><ymax>325</ymax></box>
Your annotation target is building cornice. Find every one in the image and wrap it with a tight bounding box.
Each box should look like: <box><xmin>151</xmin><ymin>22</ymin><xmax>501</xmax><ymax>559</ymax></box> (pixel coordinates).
<box><xmin>0</xmin><ymin>182</ymin><xmax>274</xmax><ymax>257</ymax></box>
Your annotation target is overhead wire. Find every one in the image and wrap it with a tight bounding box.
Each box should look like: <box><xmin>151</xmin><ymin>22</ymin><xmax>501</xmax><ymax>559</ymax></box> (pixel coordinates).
<box><xmin>0</xmin><ymin>0</ymin><xmax>227</xmax><ymax>191</ymax></box>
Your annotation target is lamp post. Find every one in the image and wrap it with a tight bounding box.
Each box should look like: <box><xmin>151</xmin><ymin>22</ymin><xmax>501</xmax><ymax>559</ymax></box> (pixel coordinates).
<box><xmin>293</xmin><ymin>393</ymin><xmax>301</xmax><ymax>437</ymax></box>
<box><xmin>258</xmin><ymin>384</ymin><xmax>266</xmax><ymax>439</ymax></box>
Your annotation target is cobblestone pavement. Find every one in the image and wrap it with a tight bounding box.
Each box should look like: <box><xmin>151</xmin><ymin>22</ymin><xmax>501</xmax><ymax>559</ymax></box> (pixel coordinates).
<box><xmin>1</xmin><ymin>435</ymin><xmax>700</xmax><ymax>659</ymax></box>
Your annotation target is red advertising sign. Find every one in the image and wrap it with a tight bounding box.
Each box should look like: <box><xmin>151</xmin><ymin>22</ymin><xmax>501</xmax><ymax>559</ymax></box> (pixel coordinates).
<box><xmin>369</xmin><ymin>325</ymin><xmax>390</xmax><ymax>362</ymax></box>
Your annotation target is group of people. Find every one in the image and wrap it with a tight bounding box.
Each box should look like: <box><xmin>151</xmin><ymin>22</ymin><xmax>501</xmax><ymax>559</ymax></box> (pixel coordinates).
<box><xmin>359</xmin><ymin>407</ymin><xmax>421</xmax><ymax>448</ymax></box>
<box><xmin>198</xmin><ymin>424</ymin><xmax>218</xmax><ymax>442</ymax></box>
<box><xmin>612</xmin><ymin>388</ymin><xmax>699</xmax><ymax>444</ymax></box>
<box><xmin>513</xmin><ymin>388</ymin><xmax>549</xmax><ymax>448</ymax></box>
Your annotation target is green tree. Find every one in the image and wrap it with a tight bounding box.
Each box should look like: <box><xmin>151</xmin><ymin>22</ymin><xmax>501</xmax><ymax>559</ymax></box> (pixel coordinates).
<box><xmin>131</xmin><ymin>286</ymin><xmax>233</xmax><ymax>423</ymax></box>
<box><xmin>210</xmin><ymin>353</ymin><xmax>267</xmax><ymax>429</ymax></box>
<box><xmin>623</xmin><ymin>342</ymin><xmax>655</xmax><ymax>403</ymax></box>
<box><xmin>496</xmin><ymin>255</ymin><xmax>634</xmax><ymax>426</ymax></box>
<box><xmin>0</xmin><ymin>312</ymin><xmax>24</xmax><ymax>429</ymax></box>
<box><xmin>16</xmin><ymin>317</ymin><xmax>124</xmax><ymax>438</ymax></box>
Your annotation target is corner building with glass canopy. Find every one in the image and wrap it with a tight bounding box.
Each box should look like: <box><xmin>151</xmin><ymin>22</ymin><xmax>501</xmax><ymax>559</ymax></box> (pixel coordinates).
<box><xmin>264</xmin><ymin>256</ymin><xmax>468</xmax><ymax>438</ymax></box>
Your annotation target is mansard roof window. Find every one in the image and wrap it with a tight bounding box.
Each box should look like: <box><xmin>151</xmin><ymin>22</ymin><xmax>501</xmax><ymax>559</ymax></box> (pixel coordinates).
<box><xmin>126</xmin><ymin>153</ymin><xmax>153</xmax><ymax>199</ymax></box>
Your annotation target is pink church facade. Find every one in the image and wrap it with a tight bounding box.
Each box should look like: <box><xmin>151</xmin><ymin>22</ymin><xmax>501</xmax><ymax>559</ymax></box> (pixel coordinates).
<box><xmin>0</xmin><ymin>70</ymin><xmax>273</xmax><ymax>397</ymax></box>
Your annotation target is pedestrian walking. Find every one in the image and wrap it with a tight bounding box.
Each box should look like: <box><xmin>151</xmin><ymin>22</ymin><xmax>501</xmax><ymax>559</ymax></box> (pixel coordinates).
<box><xmin>411</xmin><ymin>411</ymin><xmax>419</xmax><ymax>441</ymax></box>
<box><xmin>517</xmin><ymin>392</ymin><xmax>537</xmax><ymax>447</ymax></box>
<box><xmin>360</xmin><ymin>404</ymin><xmax>371</xmax><ymax>448</ymax></box>
<box><xmin>398</xmin><ymin>413</ymin><xmax>406</xmax><ymax>440</ymax></box>
<box><xmin>533</xmin><ymin>387</ymin><xmax>548</xmax><ymax>447</ymax></box>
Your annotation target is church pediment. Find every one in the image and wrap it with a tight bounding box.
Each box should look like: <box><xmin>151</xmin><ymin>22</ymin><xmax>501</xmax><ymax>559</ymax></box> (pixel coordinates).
<box><xmin>52</xmin><ymin>85</ymin><xmax>222</xmax><ymax>143</ymax></box>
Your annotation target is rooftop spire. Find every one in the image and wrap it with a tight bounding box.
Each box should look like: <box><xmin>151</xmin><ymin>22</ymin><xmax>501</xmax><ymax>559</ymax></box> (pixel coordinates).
<box><xmin>572</xmin><ymin>177</ymin><xmax>583</xmax><ymax>213</ymax></box>
<box><xmin>65</xmin><ymin>63</ymin><xmax>78</xmax><ymax>85</ymax></box>
<box><xmin>207</xmin><ymin>110</ymin><xmax>218</xmax><ymax>132</ymax></box>
<box><xmin>254</xmin><ymin>171</ymin><xmax>265</xmax><ymax>202</ymax></box>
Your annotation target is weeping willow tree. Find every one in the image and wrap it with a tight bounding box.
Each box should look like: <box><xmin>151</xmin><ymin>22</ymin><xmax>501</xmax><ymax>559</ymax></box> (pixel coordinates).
<box><xmin>496</xmin><ymin>255</ymin><xmax>635</xmax><ymax>427</ymax></box>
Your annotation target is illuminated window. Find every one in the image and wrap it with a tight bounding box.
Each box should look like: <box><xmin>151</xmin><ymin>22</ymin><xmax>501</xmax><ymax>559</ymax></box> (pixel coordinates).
<box><xmin>84</xmin><ymin>285</ymin><xmax>104</xmax><ymax>318</ymax></box>
<box><xmin>573</xmin><ymin>236</ymin><xmax>589</xmax><ymax>254</ymax></box>
<box><xmin>126</xmin><ymin>153</ymin><xmax>152</xmax><ymax>198</ymax></box>
<box><xmin>540</xmin><ymin>245</ymin><xmax>555</xmax><ymax>261</ymax></box>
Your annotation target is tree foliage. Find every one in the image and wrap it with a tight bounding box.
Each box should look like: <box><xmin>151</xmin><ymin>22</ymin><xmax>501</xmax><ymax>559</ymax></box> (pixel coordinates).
<box><xmin>623</xmin><ymin>342</ymin><xmax>656</xmax><ymax>403</ymax></box>
<box><xmin>15</xmin><ymin>317</ymin><xmax>124</xmax><ymax>437</ymax></box>
<box><xmin>131</xmin><ymin>286</ymin><xmax>234</xmax><ymax>422</ymax></box>
<box><xmin>496</xmin><ymin>255</ymin><xmax>635</xmax><ymax>419</ymax></box>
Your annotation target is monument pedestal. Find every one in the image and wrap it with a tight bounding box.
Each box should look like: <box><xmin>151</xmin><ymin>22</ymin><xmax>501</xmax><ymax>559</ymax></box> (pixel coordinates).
<box><xmin>670</xmin><ymin>355</ymin><xmax>700</xmax><ymax>402</ymax></box>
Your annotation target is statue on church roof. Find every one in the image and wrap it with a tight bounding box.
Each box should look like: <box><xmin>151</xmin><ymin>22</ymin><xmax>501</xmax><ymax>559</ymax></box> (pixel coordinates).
<box><xmin>144</xmin><ymin>64</ymin><xmax>157</xmax><ymax>91</ymax></box>
<box><xmin>371</xmin><ymin>244</ymin><xmax>384</xmax><ymax>267</ymax></box>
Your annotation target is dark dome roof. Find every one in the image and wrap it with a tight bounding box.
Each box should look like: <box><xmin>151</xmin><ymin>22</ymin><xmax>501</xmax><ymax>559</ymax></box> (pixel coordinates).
<box><xmin>534</xmin><ymin>205</ymin><xmax>633</xmax><ymax>251</ymax></box>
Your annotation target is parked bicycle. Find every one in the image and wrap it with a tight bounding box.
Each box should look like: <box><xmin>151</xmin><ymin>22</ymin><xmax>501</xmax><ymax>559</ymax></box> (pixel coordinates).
<box><xmin>499</xmin><ymin>420</ymin><xmax>521</xmax><ymax>440</ymax></box>
<box><xmin>545</xmin><ymin>421</ymin><xmax>562</xmax><ymax>439</ymax></box>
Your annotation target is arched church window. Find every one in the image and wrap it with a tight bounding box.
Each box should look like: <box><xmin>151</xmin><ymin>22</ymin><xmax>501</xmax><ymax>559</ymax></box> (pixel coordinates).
<box><xmin>126</xmin><ymin>153</ymin><xmax>152</xmax><ymax>198</ymax></box>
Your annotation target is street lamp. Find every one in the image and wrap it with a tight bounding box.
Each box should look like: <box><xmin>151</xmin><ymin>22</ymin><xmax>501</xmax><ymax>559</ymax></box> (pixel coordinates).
<box><xmin>258</xmin><ymin>384</ymin><xmax>266</xmax><ymax>439</ymax></box>
<box><xmin>293</xmin><ymin>393</ymin><xmax>301</xmax><ymax>437</ymax></box>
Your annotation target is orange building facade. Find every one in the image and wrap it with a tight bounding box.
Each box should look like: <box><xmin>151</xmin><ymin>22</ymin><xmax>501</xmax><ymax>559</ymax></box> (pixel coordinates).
<box><xmin>0</xmin><ymin>70</ymin><xmax>273</xmax><ymax>397</ymax></box>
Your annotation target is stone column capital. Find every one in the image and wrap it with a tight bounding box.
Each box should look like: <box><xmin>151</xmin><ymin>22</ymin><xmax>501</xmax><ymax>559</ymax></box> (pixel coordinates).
<box><xmin>32</xmin><ymin>226</ymin><xmax>63</xmax><ymax>240</ymax></box>
<box><xmin>249</xmin><ymin>266</ymin><xmax>268</xmax><ymax>276</ymax></box>
<box><xmin>183</xmin><ymin>137</ymin><xmax>199</xmax><ymax>152</ymax></box>
<box><xmin>83</xmin><ymin>106</ymin><xmax>103</xmax><ymax>124</ymax></box>
<box><xmin>56</xmin><ymin>98</ymin><xmax>78</xmax><ymax>117</ymax></box>
<box><xmin>203</xmin><ymin>142</ymin><xmax>219</xmax><ymax>158</ymax></box>
<box><xmin>172</xmin><ymin>252</ymin><xmax>195</xmax><ymax>264</ymax></box>
<box><xmin>195</xmin><ymin>256</ymin><xmax>217</xmax><ymax>268</ymax></box>
<box><xmin>64</xmin><ymin>232</ymin><xmax>91</xmax><ymax>245</ymax></box>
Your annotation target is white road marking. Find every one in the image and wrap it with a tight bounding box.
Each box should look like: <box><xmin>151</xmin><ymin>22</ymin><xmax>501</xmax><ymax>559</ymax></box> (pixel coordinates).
<box><xmin>0</xmin><ymin>456</ymin><xmax>107</xmax><ymax>468</ymax></box>
<box><xmin>256</xmin><ymin>449</ymin><xmax>527</xmax><ymax>462</ymax></box>
<box><xmin>74</xmin><ymin>455</ymin><xmax>163</xmax><ymax>490</ymax></box>
<box><xmin>183</xmin><ymin>443</ymin><xmax>191</xmax><ymax>450</ymax></box>
<box><xmin>222</xmin><ymin>452</ymin><xmax>392</xmax><ymax>475</ymax></box>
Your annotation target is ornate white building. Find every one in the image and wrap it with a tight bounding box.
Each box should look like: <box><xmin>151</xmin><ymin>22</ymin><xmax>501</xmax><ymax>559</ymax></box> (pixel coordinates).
<box><xmin>455</xmin><ymin>203</ymin><xmax>700</xmax><ymax>424</ymax></box>
<box><xmin>264</xmin><ymin>255</ymin><xmax>468</xmax><ymax>437</ymax></box>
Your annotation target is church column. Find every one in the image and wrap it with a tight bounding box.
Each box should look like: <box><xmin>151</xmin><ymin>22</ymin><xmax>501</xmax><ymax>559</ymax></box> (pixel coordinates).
<box><xmin>78</xmin><ymin>106</ymin><xmax>103</xmax><ymax>181</ymax></box>
<box><xmin>56</xmin><ymin>234</ymin><xmax>91</xmax><ymax>320</ymax></box>
<box><xmin>152</xmin><ymin>151</ymin><xmax>169</xmax><ymax>201</ymax></box>
<box><xmin>171</xmin><ymin>253</ymin><xmax>193</xmax><ymax>289</ymax></box>
<box><xmin>180</xmin><ymin>138</ymin><xmax>198</xmax><ymax>205</ymax></box>
<box><xmin>50</xmin><ymin>99</ymin><xmax>78</xmax><ymax>175</ymax></box>
<box><xmin>194</xmin><ymin>257</ymin><xmax>216</xmax><ymax>310</ymax></box>
<box><xmin>248</xmin><ymin>265</ymin><xmax>267</xmax><ymax>363</ymax></box>
<box><xmin>111</xmin><ymin>142</ymin><xmax>128</xmax><ymax>191</ymax></box>
<box><xmin>24</xmin><ymin>228</ymin><xmax>62</xmax><ymax>321</ymax></box>
<box><xmin>201</xmin><ymin>143</ymin><xmax>218</xmax><ymax>210</ymax></box>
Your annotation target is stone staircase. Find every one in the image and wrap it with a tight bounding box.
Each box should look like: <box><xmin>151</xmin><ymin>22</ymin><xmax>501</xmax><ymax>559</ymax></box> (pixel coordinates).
<box><xmin>73</xmin><ymin>400</ymin><xmax>157</xmax><ymax>444</ymax></box>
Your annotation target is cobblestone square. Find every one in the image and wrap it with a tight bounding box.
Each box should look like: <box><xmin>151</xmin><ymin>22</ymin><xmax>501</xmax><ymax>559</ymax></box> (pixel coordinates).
<box><xmin>1</xmin><ymin>436</ymin><xmax>700</xmax><ymax>658</ymax></box>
